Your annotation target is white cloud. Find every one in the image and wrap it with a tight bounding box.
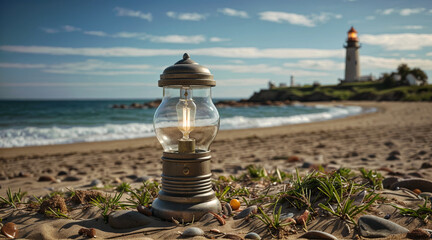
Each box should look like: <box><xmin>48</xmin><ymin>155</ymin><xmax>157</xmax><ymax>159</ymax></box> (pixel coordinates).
<box><xmin>378</xmin><ymin>8</ymin><xmax>426</xmax><ymax>16</ymax></box>
<box><xmin>40</xmin><ymin>27</ymin><xmax>58</xmax><ymax>34</ymax></box>
<box><xmin>218</xmin><ymin>8</ymin><xmax>249</xmax><ymax>18</ymax></box>
<box><xmin>0</xmin><ymin>59</ymin><xmax>158</xmax><ymax>76</ymax></box>
<box><xmin>84</xmin><ymin>31</ymin><xmax>108</xmax><ymax>37</ymax></box>
<box><xmin>112</xmin><ymin>32</ymin><xmax>145</xmax><ymax>38</ymax></box>
<box><xmin>283</xmin><ymin>60</ymin><xmax>344</xmax><ymax>71</ymax></box>
<box><xmin>62</xmin><ymin>25</ymin><xmax>81</xmax><ymax>32</ymax></box>
<box><xmin>228</xmin><ymin>60</ymin><xmax>245</xmax><ymax>64</ymax></box>
<box><xmin>166</xmin><ymin>11</ymin><xmax>207</xmax><ymax>21</ymax></box>
<box><xmin>365</xmin><ymin>16</ymin><xmax>375</xmax><ymax>20</ymax></box>
<box><xmin>378</xmin><ymin>8</ymin><xmax>395</xmax><ymax>15</ymax></box>
<box><xmin>399</xmin><ymin>25</ymin><xmax>424</xmax><ymax>30</ymax></box>
<box><xmin>217</xmin><ymin>78</ymin><xmax>269</xmax><ymax>86</ymax></box>
<box><xmin>210</xmin><ymin>64</ymin><xmax>328</xmax><ymax>76</ymax></box>
<box><xmin>0</xmin><ymin>63</ymin><xmax>46</xmax><ymax>68</ymax></box>
<box><xmin>0</xmin><ymin>45</ymin><xmax>344</xmax><ymax>59</ymax></box>
<box><xmin>427</xmin><ymin>52</ymin><xmax>432</xmax><ymax>56</ymax></box>
<box><xmin>114</xmin><ymin>7</ymin><xmax>152</xmax><ymax>21</ymax></box>
<box><xmin>209</xmin><ymin>37</ymin><xmax>230</xmax><ymax>42</ymax></box>
<box><xmin>361</xmin><ymin>56</ymin><xmax>432</xmax><ymax>70</ymax></box>
<box><xmin>361</xmin><ymin>33</ymin><xmax>432</xmax><ymax>50</ymax></box>
<box><xmin>149</xmin><ymin>35</ymin><xmax>206</xmax><ymax>44</ymax></box>
<box><xmin>259</xmin><ymin>11</ymin><xmax>342</xmax><ymax>27</ymax></box>
<box><xmin>400</xmin><ymin>8</ymin><xmax>425</xmax><ymax>16</ymax></box>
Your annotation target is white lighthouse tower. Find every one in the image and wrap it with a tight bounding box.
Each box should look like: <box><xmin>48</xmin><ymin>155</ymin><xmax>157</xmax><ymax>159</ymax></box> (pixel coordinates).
<box><xmin>344</xmin><ymin>27</ymin><xmax>360</xmax><ymax>82</ymax></box>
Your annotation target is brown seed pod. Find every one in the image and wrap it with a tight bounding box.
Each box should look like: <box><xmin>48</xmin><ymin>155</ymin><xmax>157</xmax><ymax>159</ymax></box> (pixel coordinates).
<box><xmin>209</xmin><ymin>211</ymin><xmax>226</xmax><ymax>225</ymax></box>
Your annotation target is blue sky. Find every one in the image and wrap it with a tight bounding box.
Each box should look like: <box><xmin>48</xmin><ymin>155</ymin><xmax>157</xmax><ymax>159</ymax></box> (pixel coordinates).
<box><xmin>0</xmin><ymin>0</ymin><xmax>431</xmax><ymax>99</ymax></box>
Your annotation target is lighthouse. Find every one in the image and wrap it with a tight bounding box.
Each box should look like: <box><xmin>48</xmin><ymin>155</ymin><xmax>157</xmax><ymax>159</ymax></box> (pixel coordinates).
<box><xmin>344</xmin><ymin>27</ymin><xmax>360</xmax><ymax>82</ymax></box>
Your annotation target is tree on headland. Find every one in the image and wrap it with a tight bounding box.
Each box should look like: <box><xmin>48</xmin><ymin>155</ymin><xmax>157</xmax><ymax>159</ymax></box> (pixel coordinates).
<box><xmin>397</xmin><ymin>64</ymin><xmax>428</xmax><ymax>85</ymax></box>
<box><xmin>383</xmin><ymin>64</ymin><xmax>428</xmax><ymax>87</ymax></box>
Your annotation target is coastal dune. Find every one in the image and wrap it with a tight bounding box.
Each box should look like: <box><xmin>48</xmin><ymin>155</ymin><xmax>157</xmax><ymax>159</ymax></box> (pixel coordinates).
<box><xmin>0</xmin><ymin>101</ymin><xmax>432</xmax><ymax>239</ymax></box>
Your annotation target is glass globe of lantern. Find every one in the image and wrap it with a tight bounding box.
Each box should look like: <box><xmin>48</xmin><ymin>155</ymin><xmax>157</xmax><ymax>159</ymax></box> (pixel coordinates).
<box><xmin>153</xmin><ymin>54</ymin><xmax>219</xmax><ymax>153</ymax></box>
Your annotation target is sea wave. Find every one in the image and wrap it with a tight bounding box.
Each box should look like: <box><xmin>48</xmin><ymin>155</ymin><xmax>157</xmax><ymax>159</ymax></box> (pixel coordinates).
<box><xmin>0</xmin><ymin>105</ymin><xmax>374</xmax><ymax>148</ymax></box>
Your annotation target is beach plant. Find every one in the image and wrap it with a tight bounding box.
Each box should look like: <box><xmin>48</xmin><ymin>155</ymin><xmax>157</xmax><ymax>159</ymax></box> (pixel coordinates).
<box><xmin>45</xmin><ymin>207</ymin><xmax>70</xmax><ymax>219</ymax></box>
<box><xmin>280</xmin><ymin>169</ymin><xmax>322</xmax><ymax>211</ymax></box>
<box><xmin>116</xmin><ymin>182</ymin><xmax>132</xmax><ymax>193</ymax></box>
<box><xmin>393</xmin><ymin>197</ymin><xmax>432</xmax><ymax>223</ymax></box>
<box><xmin>255</xmin><ymin>199</ymin><xmax>294</xmax><ymax>238</ymax></box>
<box><xmin>91</xmin><ymin>192</ymin><xmax>126</xmax><ymax>222</ymax></box>
<box><xmin>246</xmin><ymin>165</ymin><xmax>267</xmax><ymax>179</ymax></box>
<box><xmin>317</xmin><ymin>175</ymin><xmax>380</xmax><ymax>226</ymax></box>
<box><xmin>0</xmin><ymin>188</ymin><xmax>27</xmax><ymax>209</ymax></box>
<box><xmin>125</xmin><ymin>188</ymin><xmax>153</xmax><ymax>208</ymax></box>
<box><xmin>359</xmin><ymin>168</ymin><xmax>383</xmax><ymax>190</ymax></box>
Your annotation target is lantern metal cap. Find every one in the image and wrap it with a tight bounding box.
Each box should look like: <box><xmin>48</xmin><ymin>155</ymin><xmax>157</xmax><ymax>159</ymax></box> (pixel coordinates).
<box><xmin>159</xmin><ymin>53</ymin><xmax>215</xmax><ymax>87</ymax></box>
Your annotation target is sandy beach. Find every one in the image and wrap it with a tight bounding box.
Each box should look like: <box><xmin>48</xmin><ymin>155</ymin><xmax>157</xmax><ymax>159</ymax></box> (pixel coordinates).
<box><xmin>1</xmin><ymin>101</ymin><xmax>432</xmax><ymax>239</ymax></box>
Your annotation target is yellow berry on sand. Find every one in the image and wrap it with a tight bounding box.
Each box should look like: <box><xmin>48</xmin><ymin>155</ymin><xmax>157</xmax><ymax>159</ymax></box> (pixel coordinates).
<box><xmin>230</xmin><ymin>199</ymin><xmax>241</xmax><ymax>210</ymax></box>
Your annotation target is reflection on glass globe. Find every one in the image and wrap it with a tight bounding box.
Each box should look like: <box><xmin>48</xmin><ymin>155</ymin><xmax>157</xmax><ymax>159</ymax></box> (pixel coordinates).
<box><xmin>153</xmin><ymin>86</ymin><xmax>219</xmax><ymax>153</ymax></box>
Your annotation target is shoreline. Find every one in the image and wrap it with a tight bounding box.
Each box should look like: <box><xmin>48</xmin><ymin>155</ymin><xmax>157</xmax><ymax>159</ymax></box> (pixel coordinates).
<box><xmin>0</xmin><ymin>101</ymin><xmax>379</xmax><ymax>158</ymax></box>
<box><xmin>1</xmin><ymin>100</ymin><xmax>432</xmax><ymax>239</ymax></box>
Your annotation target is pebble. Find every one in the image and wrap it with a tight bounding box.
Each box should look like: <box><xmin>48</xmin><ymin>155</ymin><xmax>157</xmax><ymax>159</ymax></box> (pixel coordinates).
<box><xmin>78</xmin><ymin>228</ymin><xmax>97</xmax><ymax>238</ymax></box>
<box><xmin>244</xmin><ymin>232</ymin><xmax>261</xmax><ymax>239</ymax></box>
<box><xmin>108</xmin><ymin>210</ymin><xmax>152</xmax><ymax>229</ymax></box>
<box><xmin>382</xmin><ymin>177</ymin><xmax>400</xmax><ymax>189</ymax></box>
<box><xmin>421</xmin><ymin>162</ymin><xmax>432</xmax><ymax>169</ymax></box>
<box><xmin>358</xmin><ymin>215</ymin><xmax>409</xmax><ymax>238</ymax></box>
<box><xmin>296</xmin><ymin>210</ymin><xmax>309</xmax><ymax>225</ymax></box>
<box><xmin>391</xmin><ymin>178</ymin><xmax>432</xmax><ymax>192</ymax></box>
<box><xmin>89</xmin><ymin>179</ymin><xmax>103</xmax><ymax>188</ymax></box>
<box><xmin>181</xmin><ymin>227</ymin><xmax>204</xmax><ymax>237</ymax></box>
<box><xmin>406</xmin><ymin>228</ymin><xmax>430</xmax><ymax>239</ymax></box>
<box><xmin>38</xmin><ymin>175</ymin><xmax>56</xmax><ymax>182</ymax></box>
<box><xmin>63</xmin><ymin>176</ymin><xmax>81</xmax><ymax>181</ymax></box>
<box><xmin>386</xmin><ymin>155</ymin><xmax>400</xmax><ymax>161</ymax></box>
<box><xmin>233</xmin><ymin>205</ymin><xmax>257</xmax><ymax>219</ymax></box>
<box><xmin>384</xmin><ymin>214</ymin><xmax>391</xmax><ymax>219</ymax></box>
<box><xmin>280</xmin><ymin>212</ymin><xmax>294</xmax><ymax>221</ymax></box>
<box><xmin>412</xmin><ymin>189</ymin><xmax>422</xmax><ymax>195</ymax></box>
<box><xmin>223</xmin><ymin>202</ymin><xmax>233</xmax><ymax>216</ymax></box>
<box><xmin>135</xmin><ymin>176</ymin><xmax>152</xmax><ymax>182</ymax></box>
<box><xmin>419</xmin><ymin>192</ymin><xmax>432</xmax><ymax>199</ymax></box>
<box><xmin>1</xmin><ymin>222</ymin><xmax>19</xmax><ymax>239</ymax></box>
<box><xmin>137</xmin><ymin>205</ymin><xmax>152</xmax><ymax>216</ymax></box>
<box><xmin>57</xmin><ymin>171</ymin><xmax>68</xmax><ymax>176</ymax></box>
<box><xmin>354</xmin><ymin>190</ymin><xmax>367</xmax><ymax>205</ymax></box>
<box><xmin>301</xmin><ymin>162</ymin><xmax>312</xmax><ymax>168</ymax></box>
<box><xmin>299</xmin><ymin>230</ymin><xmax>338</xmax><ymax>240</ymax></box>
<box><xmin>17</xmin><ymin>172</ymin><xmax>31</xmax><ymax>178</ymax></box>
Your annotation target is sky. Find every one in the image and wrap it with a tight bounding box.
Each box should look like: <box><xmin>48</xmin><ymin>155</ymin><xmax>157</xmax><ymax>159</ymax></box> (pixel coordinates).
<box><xmin>0</xmin><ymin>0</ymin><xmax>431</xmax><ymax>99</ymax></box>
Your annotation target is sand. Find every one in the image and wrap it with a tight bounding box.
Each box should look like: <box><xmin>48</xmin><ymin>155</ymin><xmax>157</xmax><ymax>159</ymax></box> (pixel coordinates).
<box><xmin>0</xmin><ymin>101</ymin><xmax>432</xmax><ymax>239</ymax></box>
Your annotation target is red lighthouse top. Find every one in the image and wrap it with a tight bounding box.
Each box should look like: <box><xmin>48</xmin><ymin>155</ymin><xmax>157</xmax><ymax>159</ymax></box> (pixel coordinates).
<box><xmin>347</xmin><ymin>26</ymin><xmax>358</xmax><ymax>42</ymax></box>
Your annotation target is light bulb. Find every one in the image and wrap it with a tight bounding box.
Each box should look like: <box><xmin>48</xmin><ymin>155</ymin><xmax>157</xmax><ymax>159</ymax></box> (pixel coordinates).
<box><xmin>176</xmin><ymin>87</ymin><xmax>196</xmax><ymax>139</ymax></box>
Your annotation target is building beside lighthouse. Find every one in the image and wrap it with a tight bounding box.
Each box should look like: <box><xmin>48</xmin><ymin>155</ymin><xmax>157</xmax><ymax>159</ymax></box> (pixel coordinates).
<box><xmin>340</xmin><ymin>27</ymin><xmax>374</xmax><ymax>83</ymax></box>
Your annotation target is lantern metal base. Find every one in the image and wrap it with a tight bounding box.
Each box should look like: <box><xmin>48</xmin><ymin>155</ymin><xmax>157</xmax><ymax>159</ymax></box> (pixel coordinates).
<box><xmin>152</xmin><ymin>197</ymin><xmax>221</xmax><ymax>222</ymax></box>
<box><xmin>152</xmin><ymin>151</ymin><xmax>221</xmax><ymax>222</ymax></box>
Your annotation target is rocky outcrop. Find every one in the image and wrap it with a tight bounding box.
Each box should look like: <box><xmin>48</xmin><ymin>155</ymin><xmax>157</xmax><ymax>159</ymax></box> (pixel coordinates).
<box><xmin>112</xmin><ymin>99</ymin><xmax>161</xmax><ymax>109</ymax></box>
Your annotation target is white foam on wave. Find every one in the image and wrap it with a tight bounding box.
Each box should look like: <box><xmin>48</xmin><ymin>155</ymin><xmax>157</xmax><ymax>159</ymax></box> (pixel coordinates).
<box><xmin>0</xmin><ymin>105</ymin><xmax>374</xmax><ymax>148</ymax></box>
<box><xmin>220</xmin><ymin>105</ymin><xmax>367</xmax><ymax>130</ymax></box>
<box><xmin>0</xmin><ymin>123</ymin><xmax>155</xmax><ymax>148</ymax></box>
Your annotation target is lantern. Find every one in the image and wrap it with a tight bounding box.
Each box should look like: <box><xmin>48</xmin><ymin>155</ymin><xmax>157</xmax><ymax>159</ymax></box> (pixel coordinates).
<box><xmin>152</xmin><ymin>53</ymin><xmax>221</xmax><ymax>222</ymax></box>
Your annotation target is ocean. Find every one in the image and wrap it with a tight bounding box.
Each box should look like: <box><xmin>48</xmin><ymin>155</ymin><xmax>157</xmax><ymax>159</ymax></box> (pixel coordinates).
<box><xmin>0</xmin><ymin>100</ymin><xmax>374</xmax><ymax>148</ymax></box>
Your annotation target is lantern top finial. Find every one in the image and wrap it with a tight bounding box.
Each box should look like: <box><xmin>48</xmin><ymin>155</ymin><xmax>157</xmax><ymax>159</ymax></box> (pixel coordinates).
<box><xmin>159</xmin><ymin>53</ymin><xmax>215</xmax><ymax>87</ymax></box>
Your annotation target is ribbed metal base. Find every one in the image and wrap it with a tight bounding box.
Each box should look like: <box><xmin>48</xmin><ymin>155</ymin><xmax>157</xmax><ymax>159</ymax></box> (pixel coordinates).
<box><xmin>152</xmin><ymin>151</ymin><xmax>221</xmax><ymax>222</ymax></box>
<box><xmin>152</xmin><ymin>197</ymin><xmax>221</xmax><ymax>222</ymax></box>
